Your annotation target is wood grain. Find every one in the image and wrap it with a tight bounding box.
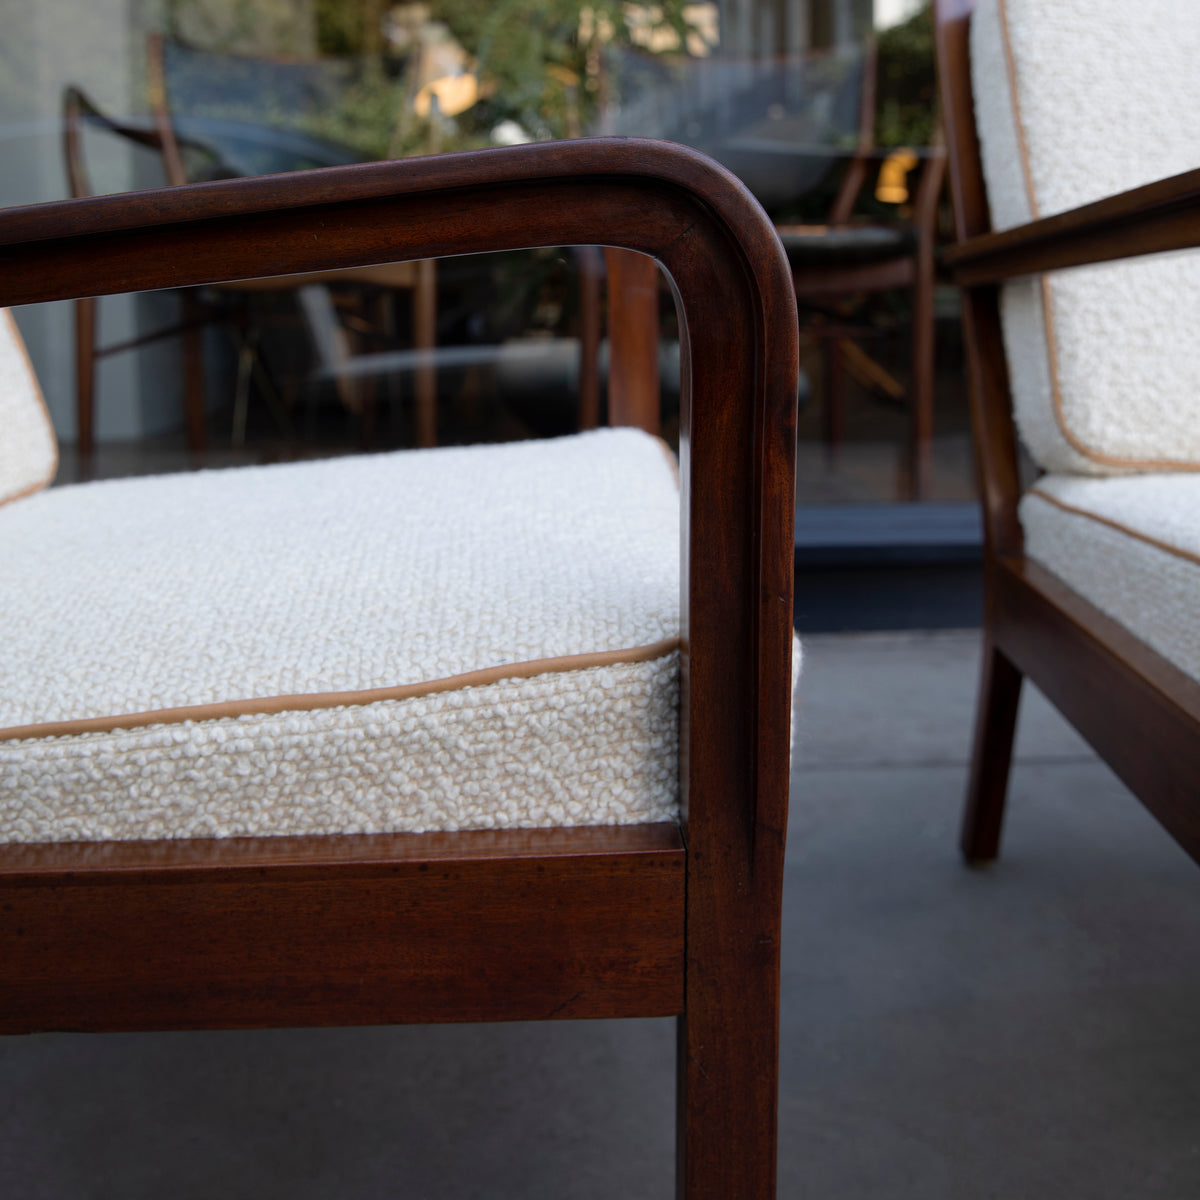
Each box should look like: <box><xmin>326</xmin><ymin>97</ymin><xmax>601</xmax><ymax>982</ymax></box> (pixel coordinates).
<box><xmin>604</xmin><ymin>247</ymin><xmax>661</xmax><ymax>434</ymax></box>
<box><xmin>944</xmin><ymin>166</ymin><xmax>1200</xmax><ymax>284</ymax></box>
<box><xmin>0</xmin><ymin>824</ymin><xmax>684</xmax><ymax>1033</ymax></box>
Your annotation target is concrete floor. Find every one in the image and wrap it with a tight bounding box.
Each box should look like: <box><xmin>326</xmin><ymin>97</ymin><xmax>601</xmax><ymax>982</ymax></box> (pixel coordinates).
<box><xmin>2</xmin><ymin>631</ymin><xmax>1198</xmax><ymax>1198</ymax></box>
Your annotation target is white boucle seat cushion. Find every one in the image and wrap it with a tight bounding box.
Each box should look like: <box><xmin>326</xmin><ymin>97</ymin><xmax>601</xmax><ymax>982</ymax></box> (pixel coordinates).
<box><xmin>971</xmin><ymin>0</ymin><xmax>1200</xmax><ymax>475</ymax></box>
<box><xmin>1021</xmin><ymin>474</ymin><xmax>1200</xmax><ymax>683</ymax></box>
<box><xmin>0</xmin><ymin>310</ymin><xmax>57</xmax><ymax>506</ymax></box>
<box><xmin>0</xmin><ymin>429</ymin><xmax>684</xmax><ymax>843</ymax></box>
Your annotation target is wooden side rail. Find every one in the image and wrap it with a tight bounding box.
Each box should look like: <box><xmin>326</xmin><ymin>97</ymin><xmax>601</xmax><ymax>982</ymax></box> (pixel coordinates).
<box><xmin>0</xmin><ymin>825</ymin><xmax>685</xmax><ymax>1034</ymax></box>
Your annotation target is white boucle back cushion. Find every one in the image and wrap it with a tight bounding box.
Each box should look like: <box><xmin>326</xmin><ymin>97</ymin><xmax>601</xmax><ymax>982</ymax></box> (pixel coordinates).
<box><xmin>0</xmin><ymin>310</ymin><xmax>57</xmax><ymax>504</ymax></box>
<box><xmin>972</xmin><ymin>0</ymin><xmax>1200</xmax><ymax>475</ymax></box>
<box><xmin>0</xmin><ymin>429</ymin><xmax>685</xmax><ymax>843</ymax></box>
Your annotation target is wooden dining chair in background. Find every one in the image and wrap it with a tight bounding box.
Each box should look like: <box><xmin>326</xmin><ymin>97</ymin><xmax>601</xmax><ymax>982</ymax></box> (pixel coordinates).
<box><xmin>62</xmin><ymin>34</ymin><xmax>441</xmax><ymax>459</ymax></box>
<box><xmin>777</xmin><ymin>39</ymin><xmax>948</xmax><ymax>500</ymax></box>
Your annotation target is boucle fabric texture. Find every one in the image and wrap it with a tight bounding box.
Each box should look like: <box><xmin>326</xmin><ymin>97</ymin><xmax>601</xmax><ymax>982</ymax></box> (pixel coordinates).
<box><xmin>971</xmin><ymin>0</ymin><xmax>1200</xmax><ymax>475</ymax></box>
<box><xmin>0</xmin><ymin>429</ymin><xmax>686</xmax><ymax>843</ymax></box>
<box><xmin>1021</xmin><ymin>474</ymin><xmax>1200</xmax><ymax>685</ymax></box>
<box><xmin>0</xmin><ymin>310</ymin><xmax>57</xmax><ymax>506</ymax></box>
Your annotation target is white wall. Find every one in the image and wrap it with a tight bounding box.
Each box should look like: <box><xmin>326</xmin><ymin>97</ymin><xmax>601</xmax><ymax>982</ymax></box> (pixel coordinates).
<box><xmin>0</xmin><ymin>0</ymin><xmax>181</xmax><ymax>442</ymax></box>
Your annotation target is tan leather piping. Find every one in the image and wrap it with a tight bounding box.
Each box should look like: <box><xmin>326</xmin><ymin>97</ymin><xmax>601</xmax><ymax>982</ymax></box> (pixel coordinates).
<box><xmin>1027</xmin><ymin>487</ymin><xmax>1200</xmax><ymax>569</ymax></box>
<box><xmin>0</xmin><ymin>476</ymin><xmax>55</xmax><ymax>509</ymax></box>
<box><xmin>0</xmin><ymin>637</ymin><xmax>682</xmax><ymax>743</ymax></box>
<box><xmin>0</xmin><ymin>309</ymin><xmax>58</xmax><ymax>508</ymax></box>
<box><xmin>996</xmin><ymin>0</ymin><xmax>1039</xmax><ymax>224</ymax></box>
<box><xmin>996</xmin><ymin>0</ymin><xmax>1199</xmax><ymax>473</ymax></box>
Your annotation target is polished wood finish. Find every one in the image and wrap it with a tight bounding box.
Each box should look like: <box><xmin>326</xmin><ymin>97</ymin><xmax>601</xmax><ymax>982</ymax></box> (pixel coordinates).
<box><xmin>944</xmin><ymin>164</ymin><xmax>1200</xmax><ymax>283</ymax></box>
<box><xmin>0</xmin><ymin>824</ymin><xmax>684</xmax><ymax>1034</ymax></box>
<box><xmin>935</xmin><ymin>0</ymin><xmax>1200</xmax><ymax>865</ymax></box>
<box><xmin>604</xmin><ymin>247</ymin><xmax>661</xmax><ymax>434</ymax></box>
<box><xmin>0</xmin><ymin>138</ymin><xmax>798</xmax><ymax>1199</ymax></box>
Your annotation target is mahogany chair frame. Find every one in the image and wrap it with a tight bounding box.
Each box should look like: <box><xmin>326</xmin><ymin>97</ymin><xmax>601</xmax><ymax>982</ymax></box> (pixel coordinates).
<box><xmin>934</xmin><ymin>0</ymin><xmax>1200</xmax><ymax>863</ymax></box>
<box><xmin>0</xmin><ymin>138</ymin><xmax>798</xmax><ymax>1198</ymax></box>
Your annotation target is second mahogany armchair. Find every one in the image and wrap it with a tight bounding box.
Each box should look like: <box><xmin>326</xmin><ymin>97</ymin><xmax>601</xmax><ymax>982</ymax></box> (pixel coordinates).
<box><xmin>935</xmin><ymin>0</ymin><xmax>1200</xmax><ymax>863</ymax></box>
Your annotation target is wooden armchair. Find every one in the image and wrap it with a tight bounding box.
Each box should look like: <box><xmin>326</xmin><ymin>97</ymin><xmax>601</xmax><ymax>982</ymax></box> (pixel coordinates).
<box><xmin>934</xmin><ymin>0</ymin><xmax>1200</xmax><ymax>863</ymax></box>
<box><xmin>0</xmin><ymin>138</ymin><xmax>798</xmax><ymax>1197</ymax></box>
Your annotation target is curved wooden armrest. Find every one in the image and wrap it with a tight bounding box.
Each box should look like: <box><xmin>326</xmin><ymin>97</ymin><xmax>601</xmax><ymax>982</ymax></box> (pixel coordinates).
<box><xmin>0</xmin><ymin>134</ymin><xmax>798</xmax><ymax>875</ymax></box>
<box><xmin>944</xmin><ymin>164</ymin><xmax>1200</xmax><ymax>285</ymax></box>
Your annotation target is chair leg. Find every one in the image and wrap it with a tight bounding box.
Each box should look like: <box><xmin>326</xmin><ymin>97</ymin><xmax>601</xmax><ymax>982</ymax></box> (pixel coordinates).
<box><xmin>676</xmin><ymin>916</ymin><xmax>780</xmax><ymax>1198</ymax></box>
<box><xmin>74</xmin><ymin>296</ymin><xmax>96</xmax><ymax>462</ymax></box>
<box><xmin>962</xmin><ymin>635</ymin><xmax>1023</xmax><ymax>863</ymax></box>
<box><xmin>676</xmin><ymin>1008</ymin><xmax>779</xmax><ymax>1199</ymax></box>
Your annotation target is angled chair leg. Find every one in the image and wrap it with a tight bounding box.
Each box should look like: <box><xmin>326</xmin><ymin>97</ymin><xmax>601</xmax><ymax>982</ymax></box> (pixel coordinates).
<box><xmin>962</xmin><ymin>635</ymin><xmax>1023</xmax><ymax>863</ymax></box>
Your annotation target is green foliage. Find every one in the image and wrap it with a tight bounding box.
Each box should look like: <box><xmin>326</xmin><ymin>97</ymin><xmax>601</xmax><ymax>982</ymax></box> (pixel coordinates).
<box><xmin>315</xmin><ymin>0</ymin><xmax>387</xmax><ymax>57</ymax></box>
<box><xmin>438</xmin><ymin>0</ymin><xmax>695</xmax><ymax>141</ymax></box>
<box><xmin>162</xmin><ymin>0</ymin><xmax>699</xmax><ymax>156</ymax></box>
<box><xmin>875</xmin><ymin>2</ymin><xmax>937</xmax><ymax>148</ymax></box>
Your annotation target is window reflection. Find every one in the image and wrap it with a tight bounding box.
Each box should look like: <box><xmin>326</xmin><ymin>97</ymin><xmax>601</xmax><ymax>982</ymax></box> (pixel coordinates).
<box><xmin>2</xmin><ymin>2</ymin><xmax>968</xmax><ymax>514</ymax></box>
